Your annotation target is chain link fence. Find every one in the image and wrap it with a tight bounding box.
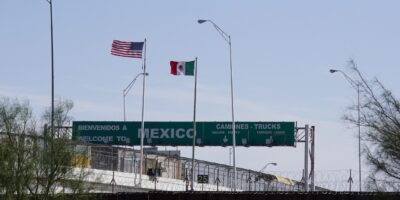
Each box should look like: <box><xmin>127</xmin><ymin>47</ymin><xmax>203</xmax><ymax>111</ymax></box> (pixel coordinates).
<box><xmin>86</xmin><ymin>145</ymin><xmax>309</xmax><ymax>192</ymax></box>
<box><xmin>0</xmin><ymin>130</ymin><xmax>364</xmax><ymax>192</ymax></box>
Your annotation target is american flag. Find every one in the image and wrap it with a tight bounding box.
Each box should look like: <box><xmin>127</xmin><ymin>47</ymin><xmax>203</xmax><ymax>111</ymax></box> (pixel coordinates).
<box><xmin>111</xmin><ymin>40</ymin><xmax>144</xmax><ymax>58</ymax></box>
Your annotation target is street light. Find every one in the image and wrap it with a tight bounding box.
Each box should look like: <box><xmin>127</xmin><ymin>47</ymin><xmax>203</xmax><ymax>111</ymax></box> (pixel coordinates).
<box><xmin>198</xmin><ymin>19</ymin><xmax>237</xmax><ymax>191</ymax></box>
<box><xmin>255</xmin><ymin>162</ymin><xmax>277</xmax><ymax>183</ymax></box>
<box><xmin>123</xmin><ymin>73</ymin><xmax>149</xmax><ymax>121</ymax></box>
<box><xmin>259</xmin><ymin>162</ymin><xmax>277</xmax><ymax>172</ymax></box>
<box><xmin>44</xmin><ymin>0</ymin><xmax>55</xmax><ymax>137</ymax></box>
<box><xmin>330</xmin><ymin>68</ymin><xmax>362</xmax><ymax>192</ymax></box>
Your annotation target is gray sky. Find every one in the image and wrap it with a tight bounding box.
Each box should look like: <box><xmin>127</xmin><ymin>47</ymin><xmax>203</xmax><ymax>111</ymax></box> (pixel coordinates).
<box><xmin>2</xmin><ymin>0</ymin><xmax>400</xmax><ymax>181</ymax></box>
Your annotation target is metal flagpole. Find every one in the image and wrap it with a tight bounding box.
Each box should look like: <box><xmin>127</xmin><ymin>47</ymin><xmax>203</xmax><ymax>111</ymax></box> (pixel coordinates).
<box><xmin>191</xmin><ymin>58</ymin><xmax>198</xmax><ymax>191</ymax></box>
<box><xmin>139</xmin><ymin>39</ymin><xmax>147</xmax><ymax>187</ymax></box>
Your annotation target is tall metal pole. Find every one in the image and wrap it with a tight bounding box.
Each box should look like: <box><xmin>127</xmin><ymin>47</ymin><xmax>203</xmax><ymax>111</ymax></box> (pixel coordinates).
<box><xmin>357</xmin><ymin>84</ymin><xmax>361</xmax><ymax>192</ymax></box>
<box><xmin>198</xmin><ymin>20</ymin><xmax>236</xmax><ymax>191</ymax></box>
<box><xmin>330</xmin><ymin>69</ymin><xmax>362</xmax><ymax>192</ymax></box>
<box><xmin>191</xmin><ymin>58</ymin><xmax>198</xmax><ymax>190</ymax></box>
<box><xmin>304</xmin><ymin>124</ymin><xmax>309</xmax><ymax>192</ymax></box>
<box><xmin>229</xmin><ymin>147</ymin><xmax>232</xmax><ymax>165</ymax></box>
<box><xmin>47</xmin><ymin>0</ymin><xmax>55</xmax><ymax>137</ymax></box>
<box><xmin>310</xmin><ymin>126</ymin><xmax>315</xmax><ymax>191</ymax></box>
<box><xmin>139</xmin><ymin>39</ymin><xmax>147</xmax><ymax>186</ymax></box>
<box><xmin>228</xmin><ymin>36</ymin><xmax>237</xmax><ymax>192</ymax></box>
<box><xmin>123</xmin><ymin>92</ymin><xmax>126</xmax><ymax>121</ymax></box>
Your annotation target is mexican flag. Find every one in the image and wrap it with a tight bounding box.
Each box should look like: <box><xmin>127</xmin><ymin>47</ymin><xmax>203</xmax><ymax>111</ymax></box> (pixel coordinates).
<box><xmin>170</xmin><ymin>61</ymin><xmax>195</xmax><ymax>76</ymax></box>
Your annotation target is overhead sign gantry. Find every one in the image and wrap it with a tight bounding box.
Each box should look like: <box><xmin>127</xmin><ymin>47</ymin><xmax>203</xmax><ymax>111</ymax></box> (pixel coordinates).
<box><xmin>72</xmin><ymin>121</ymin><xmax>295</xmax><ymax>147</ymax></box>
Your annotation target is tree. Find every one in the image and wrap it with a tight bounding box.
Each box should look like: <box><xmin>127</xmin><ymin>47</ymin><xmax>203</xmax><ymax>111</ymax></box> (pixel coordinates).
<box><xmin>0</xmin><ymin>97</ymin><xmax>91</xmax><ymax>199</ymax></box>
<box><xmin>0</xmin><ymin>97</ymin><xmax>36</xmax><ymax>200</ymax></box>
<box><xmin>344</xmin><ymin>60</ymin><xmax>400</xmax><ymax>191</ymax></box>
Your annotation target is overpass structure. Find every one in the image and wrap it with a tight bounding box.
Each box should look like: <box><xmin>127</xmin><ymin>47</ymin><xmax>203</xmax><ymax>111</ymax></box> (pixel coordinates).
<box><xmin>62</xmin><ymin>121</ymin><xmax>319</xmax><ymax>192</ymax></box>
<box><xmin>74</xmin><ymin>145</ymin><xmax>322</xmax><ymax>193</ymax></box>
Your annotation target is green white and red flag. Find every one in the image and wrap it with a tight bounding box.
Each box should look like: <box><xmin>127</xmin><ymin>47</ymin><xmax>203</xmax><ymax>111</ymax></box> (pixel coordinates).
<box><xmin>170</xmin><ymin>61</ymin><xmax>195</xmax><ymax>76</ymax></box>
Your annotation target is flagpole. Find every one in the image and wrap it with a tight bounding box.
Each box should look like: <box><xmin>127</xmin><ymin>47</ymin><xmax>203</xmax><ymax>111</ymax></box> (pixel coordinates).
<box><xmin>191</xmin><ymin>58</ymin><xmax>198</xmax><ymax>191</ymax></box>
<box><xmin>139</xmin><ymin>39</ymin><xmax>147</xmax><ymax>187</ymax></box>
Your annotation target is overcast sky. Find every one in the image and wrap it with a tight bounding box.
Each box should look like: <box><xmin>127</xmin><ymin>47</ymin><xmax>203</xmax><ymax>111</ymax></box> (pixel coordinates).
<box><xmin>2</xmin><ymin>0</ymin><xmax>400</xmax><ymax>185</ymax></box>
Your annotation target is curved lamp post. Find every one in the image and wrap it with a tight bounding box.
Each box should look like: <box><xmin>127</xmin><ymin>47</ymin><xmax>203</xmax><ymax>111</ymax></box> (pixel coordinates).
<box><xmin>330</xmin><ymin>69</ymin><xmax>362</xmax><ymax>192</ymax></box>
<box><xmin>198</xmin><ymin>19</ymin><xmax>237</xmax><ymax>191</ymax></box>
<box><xmin>257</xmin><ymin>162</ymin><xmax>277</xmax><ymax>179</ymax></box>
<box><xmin>259</xmin><ymin>162</ymin><xmax>277</xmax><ymax>172</ymax></box>
<box><xmin>123</xmin><ymin>72</ymin><xmax>149</xmax><ymax>121</ymax></box>
<box><xmin>255</xmin><ymin>162</ymin><xmax>277</xmax><ymax>189</ymax></box>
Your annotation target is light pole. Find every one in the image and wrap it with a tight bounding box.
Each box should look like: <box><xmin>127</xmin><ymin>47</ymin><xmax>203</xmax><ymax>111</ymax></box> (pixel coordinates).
<box><xmin>229</xmin><ymin>147</ymin><xmax>232</xmax><ymax>166</ymax></box>
<box><xmin>44</xmin><ymin>0</ymin><xmax>55</xmax><ymax>137</ymax></box>
<box><xmin>259</xmin><ymin>162</ymin><xmax>277</xmax><ymax>172</ymax></box>
<box><xmin>330</xmin><ymin>69</ymin><xmax>362</xmax><ymax>192</ymax></box>
<box><xmin>258</xmin><ymin>163</ymin><xmax>277</xmax><ymax>177</ymax></box>
<box><xmin>198</xmin><ymin>19</ymin><xmax>237</xmax><ymax>191</ymax></box>
<box><xmin>255</xmin><ymin>162</ymin><xmax>277</xmax><ymax>184</ymax></box>
<box><xmin>123</xmin><ymin>73</ymin><xmax>149</xmax><ymax>121</ymax></box>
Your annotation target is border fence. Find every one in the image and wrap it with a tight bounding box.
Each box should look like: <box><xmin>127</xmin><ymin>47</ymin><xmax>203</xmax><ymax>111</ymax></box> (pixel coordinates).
<box><xmin>5</xmin><ymin>192</ymin><xmax>399</xmax><ymax>200</ymax></box>
<box><xmin>87</xmin><ymin>145</ymin><xmax>307</xmax><ymax>192</ymax></box>
<box><xmin>1</xmin><ymin>129</ymin><xmax>364</xmax><ymax>192</ymax></box>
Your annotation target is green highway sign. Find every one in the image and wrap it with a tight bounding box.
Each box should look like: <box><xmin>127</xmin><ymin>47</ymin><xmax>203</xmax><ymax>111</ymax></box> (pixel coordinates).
<box><xmin>72</xmin><ymin>121</ymin><xmax>295</xmax><ymax>147</ymax></box>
